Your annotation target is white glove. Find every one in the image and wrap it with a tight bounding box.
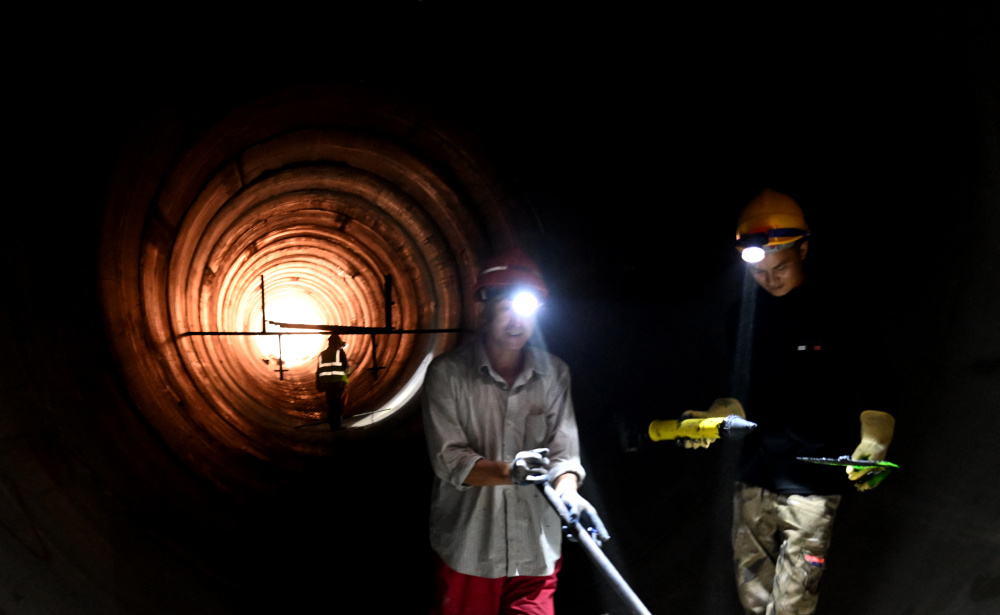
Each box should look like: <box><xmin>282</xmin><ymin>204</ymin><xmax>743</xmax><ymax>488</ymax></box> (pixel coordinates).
<box><xmin>510</xmin><ymin>448</ymin><xmax>550</xmax><ymax>486</ymax></box>
<box><xmin>559</xmin><ymin>490</ymin><xmax>610</xmax><ymax>546</ymax></box>
<box><xmin>848</xmin><ymin>411</ymin><xmax>895</xmax><ymax>491</ymax></box>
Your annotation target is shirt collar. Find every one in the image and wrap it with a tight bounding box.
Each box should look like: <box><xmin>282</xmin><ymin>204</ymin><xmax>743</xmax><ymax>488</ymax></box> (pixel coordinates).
<box><xmin>473</xmin><ymin>336</ymin><xmax>549</xmax><ymax>384</ymax></box>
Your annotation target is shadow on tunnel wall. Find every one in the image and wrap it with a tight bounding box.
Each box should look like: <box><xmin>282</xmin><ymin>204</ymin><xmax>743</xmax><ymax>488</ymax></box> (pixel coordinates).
<box><xmin>4</xmin><ymin>6</ymin><xmax>1000</xmax><ymax>614</ymax></box>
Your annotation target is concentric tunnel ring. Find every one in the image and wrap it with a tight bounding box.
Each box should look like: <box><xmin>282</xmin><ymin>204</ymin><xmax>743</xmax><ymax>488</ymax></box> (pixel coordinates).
<box><xmin>98</xmin><ymin>88</ymin><xmax>524</xmax><ymax>493</ymax></box>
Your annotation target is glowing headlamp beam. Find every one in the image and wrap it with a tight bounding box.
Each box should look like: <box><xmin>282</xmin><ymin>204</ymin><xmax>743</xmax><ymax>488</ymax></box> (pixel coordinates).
<box><xmin>741</xmin><ymin>247</ymin><xmax>766</xmax><ymax>263</ymax></box>
<box><xmin>511</xmin><ymin>290</ymin><xmax>541</xmax><ymax>317</ymax></box>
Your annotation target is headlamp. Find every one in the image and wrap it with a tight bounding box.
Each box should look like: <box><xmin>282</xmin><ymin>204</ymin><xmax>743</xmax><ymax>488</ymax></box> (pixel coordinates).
<box><xmin>735</xmin><ymin>228</ymin><xmax>809</xmax><ymax>264</ymax></box>
<box><xmin>735</xmin><ymin>231</ymin><xmax>768</xmax><ymax>263</ymax></box>
<box><xmin>741</xmin><ymin>246</ymin><xmax>766</xmax><ymax>263</ymax></box>
<box><xmin>511</xmin><ymin>290</ymin><xmax>541</xmax><ymax>317</ymax></box>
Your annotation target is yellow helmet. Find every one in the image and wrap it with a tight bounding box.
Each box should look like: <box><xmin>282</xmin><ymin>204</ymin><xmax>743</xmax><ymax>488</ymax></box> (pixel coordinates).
<box><xmin>735</xmin><ymin>189</ymin><xmax>809</xmax><ymax>262</ymax></box>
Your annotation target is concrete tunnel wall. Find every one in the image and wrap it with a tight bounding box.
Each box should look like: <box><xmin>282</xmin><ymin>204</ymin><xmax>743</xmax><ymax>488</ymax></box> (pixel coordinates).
<box><xmin>5</xmin><ymin>83</ymin><xmax>514</xmax><ymax>611</ymax></box>
<box><xmin>4</xmin><ymin>7</ymin><xmax>1000</xmax><ymax>614</ymax></box>
<box><xmin>4</xmin><ymin>76</ymin><xmax>571</xmax><ymax>612</ymax></box>
<box><xmin>97</xmin><ymin>84</ymin><xmax>513</xmax><ymax>493</ymax></box>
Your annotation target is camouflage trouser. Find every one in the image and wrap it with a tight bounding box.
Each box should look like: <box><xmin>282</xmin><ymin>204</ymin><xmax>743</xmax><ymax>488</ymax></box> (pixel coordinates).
<box><xmin>732</xmin><ymin>482</ymin><xmax>841</xmax><ymax>615</ymax></box>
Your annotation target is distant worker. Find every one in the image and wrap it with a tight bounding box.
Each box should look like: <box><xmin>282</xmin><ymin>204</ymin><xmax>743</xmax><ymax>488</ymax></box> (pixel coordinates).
<box><xmin>316</xmin><ymin>334</ymin><xmax>350</xmax><ymax>430</ymax></box>
<box><xmin>683</xmin><ymin>189</ymin><xmax>897</xmax><ymax>614</ymax></box>
<box><xmin>422</xmin><ymin>247</ymin><xmax>609</xmax><ymax>615</ymax></box>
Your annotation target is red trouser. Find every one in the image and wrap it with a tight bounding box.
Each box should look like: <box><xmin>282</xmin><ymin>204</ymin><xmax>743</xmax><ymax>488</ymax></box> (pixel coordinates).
<box><xmin>431</xmin><ymin>554</ymin><xmax>561</xmax><ymax>615</ymax></box>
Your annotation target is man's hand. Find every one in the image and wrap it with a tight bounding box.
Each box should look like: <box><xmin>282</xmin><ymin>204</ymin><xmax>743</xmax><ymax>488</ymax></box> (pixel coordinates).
<box><xmin>846</xmin><ymin>460</ymin><xmax>893</xmax><ymax>491</ymax></box>
<box><xmin>558</xmin><ymin>490</ymin><xmax>611</xmax><ymax>546</ymax></box>
<box><xmin>678</xmin><ymin>410</ymin><xmax>714</xmax><ymax>449</ymax></box>
<box><xmin>510</xmin><ymin>448</ymin><xmax>550</xmax><ymax>486</ymax></box>
<box><xmin>679</xmin><ymin>398</ymin><xmax>747</xmax><ymax>449</ymax></box>
<box><xmin>847</xmin><ymin>411</ymin><xmax>895</xmax><ymax>491</ymax></box>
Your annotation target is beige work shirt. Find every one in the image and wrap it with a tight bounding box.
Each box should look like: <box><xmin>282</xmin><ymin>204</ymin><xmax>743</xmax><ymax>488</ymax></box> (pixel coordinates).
<box><xmin>422</xmin><ymin>338</ymin><xmax>585</xmax><ymax>578</ymax></box>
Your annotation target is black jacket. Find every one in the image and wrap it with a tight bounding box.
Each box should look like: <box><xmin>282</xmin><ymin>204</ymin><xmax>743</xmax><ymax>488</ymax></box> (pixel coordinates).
<box><xmin>730</xmin><ymin>281</ymin><xmax>889</xmax><ymax>495</ymax></box>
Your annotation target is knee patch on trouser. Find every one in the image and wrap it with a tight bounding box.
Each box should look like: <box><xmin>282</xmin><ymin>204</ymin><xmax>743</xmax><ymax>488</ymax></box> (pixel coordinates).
<box><xmin>732</xmin><ymin>483</ymin><xmax>840</xmax><ymax>615</ymax></box>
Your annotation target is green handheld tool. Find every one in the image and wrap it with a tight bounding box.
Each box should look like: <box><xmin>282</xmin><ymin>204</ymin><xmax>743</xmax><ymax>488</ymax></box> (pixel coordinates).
<box><xmin>796</xmin><ymin>455</ymin><xmax>899</xmax><ymax>469</ymax></box>
<box><xmin>797</xmin><ymin>455</ymin><xmax>899</xmax><ymax>491</ymax></box>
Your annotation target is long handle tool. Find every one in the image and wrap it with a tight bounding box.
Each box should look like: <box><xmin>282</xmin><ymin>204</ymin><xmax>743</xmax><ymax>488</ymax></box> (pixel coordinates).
<box><xmin>536</xmin><ymin>482</ymin><xmax>653</xmax><ymax>615</ymax></box>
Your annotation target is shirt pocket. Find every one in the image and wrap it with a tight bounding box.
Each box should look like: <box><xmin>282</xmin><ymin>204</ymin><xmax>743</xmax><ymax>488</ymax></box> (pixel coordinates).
<box><xmin>522</xmin><ymin>409</ymin><xmax>550</xmax><ymax>450</ymax></box>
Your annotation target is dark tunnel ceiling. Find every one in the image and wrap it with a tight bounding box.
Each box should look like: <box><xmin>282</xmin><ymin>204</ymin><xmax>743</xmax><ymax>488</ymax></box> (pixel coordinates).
<box><xmin>97</xmin><ymin>85</ymin><xmax>525</xmax><ymax>492</ymax></box>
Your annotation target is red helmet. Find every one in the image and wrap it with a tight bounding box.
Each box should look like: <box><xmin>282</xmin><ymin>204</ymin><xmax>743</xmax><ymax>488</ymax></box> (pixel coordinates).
<box><xmin>473</xmin><ymin>247</ymin><xmax>549</xmax><ymax>301</ymax></box>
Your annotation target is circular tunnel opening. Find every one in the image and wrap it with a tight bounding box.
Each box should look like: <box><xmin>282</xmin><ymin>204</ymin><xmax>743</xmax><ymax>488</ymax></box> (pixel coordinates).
<box><xmin>98</xmin><ymin>85</ymin><xmax>525</xmax><ymax>493</ymax></box>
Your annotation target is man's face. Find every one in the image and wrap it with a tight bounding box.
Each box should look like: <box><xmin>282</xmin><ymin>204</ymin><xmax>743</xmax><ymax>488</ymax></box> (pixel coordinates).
<box><xmin>485</xmin><ymin>297</ymin><xmax>537</xmax><ymax>353</ymax></box>
<box><xmin>748</xmin><ymin>241</ymin><xmax>808</xmax><ymax>297</ymax></box>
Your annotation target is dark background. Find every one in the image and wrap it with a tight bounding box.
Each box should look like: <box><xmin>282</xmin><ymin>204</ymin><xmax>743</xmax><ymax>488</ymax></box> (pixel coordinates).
<box><xmin>4</xmin><ymin>3</ymin><xmax>998</xmax><ymax>614</ymax></box>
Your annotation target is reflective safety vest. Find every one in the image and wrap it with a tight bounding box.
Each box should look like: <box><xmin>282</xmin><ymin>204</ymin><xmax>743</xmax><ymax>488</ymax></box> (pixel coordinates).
<box><xmin>317</xmin><ymin>347</ymin><xmax>349</xmax><ymax>385</ymax></box>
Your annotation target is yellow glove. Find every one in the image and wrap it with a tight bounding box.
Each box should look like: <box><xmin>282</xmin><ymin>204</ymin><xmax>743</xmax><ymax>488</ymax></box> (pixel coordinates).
<box><xmin>848</xmin><ymin>410</ymin><xmax>895</xmax><ymax>491</ymax></box>
<box><xmin>680</xmin><ymin>398</ymin><xmax>746</xmax><ymax>449</ymax></box>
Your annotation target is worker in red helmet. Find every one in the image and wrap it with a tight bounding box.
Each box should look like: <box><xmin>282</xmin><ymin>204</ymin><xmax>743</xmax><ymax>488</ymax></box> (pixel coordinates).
<box><xmin>423</xmin><ymin>247</ymin><xmax>608</xmax><ymax>615</ymax></box>
<box><xmin>682</xmin><ymin>189</ymin><xmax>897</xmax><ymax>614</ymax></box>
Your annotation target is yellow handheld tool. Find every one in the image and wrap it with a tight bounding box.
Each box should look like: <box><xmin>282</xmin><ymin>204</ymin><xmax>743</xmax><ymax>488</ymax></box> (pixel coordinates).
<box><xmin>648</xmin><ymin>415</ymin><xmax>757</xmax><ymax>442</ymax></box>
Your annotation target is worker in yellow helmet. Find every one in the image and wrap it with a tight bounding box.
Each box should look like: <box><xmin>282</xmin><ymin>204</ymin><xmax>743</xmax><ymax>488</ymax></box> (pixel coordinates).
<box><xmin>684</xmin><ymin>189</ymin><xmax>897</xmax><ymax>614</ymax></box>
<box><xmin>734</xmin><ymin>188</ymin><xmax>812</xmax><ymax>269</ymax></box>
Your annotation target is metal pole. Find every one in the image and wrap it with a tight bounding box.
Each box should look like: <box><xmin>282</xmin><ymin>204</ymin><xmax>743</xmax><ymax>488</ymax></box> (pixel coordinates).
<box><xmin>536</xmin><ymin>483</ymin><xmax>652</xmax><ymax>615</ymax></box>
<box><xmin>261</xmin><ymin>274</ymin><xmax>267</xmax><ymax>334</ymax></box>
<box><xmin>384</xmin><ymin>274</ymin><xmax>393</xmax><ymax>329</ymax></box>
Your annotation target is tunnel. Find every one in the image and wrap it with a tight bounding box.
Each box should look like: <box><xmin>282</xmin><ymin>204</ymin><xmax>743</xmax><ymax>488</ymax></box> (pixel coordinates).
<box><xmin>97</xmin><ymin>84</ymin><xmax>514</xmax><ymax>494</ymax></box>
<box><xmin>6</xmin><ymin>61</ymin><xmax>576</xmax><ymax>608</ymax></box>
<box><xmin>4</xmin><ymin>6</ymin><xmax>1000</xmax><ymax>615</ymax></box>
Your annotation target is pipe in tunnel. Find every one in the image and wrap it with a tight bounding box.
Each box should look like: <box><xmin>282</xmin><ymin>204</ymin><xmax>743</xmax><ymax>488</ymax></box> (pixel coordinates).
<box><xmin>96</xmin><ymin>85</ymin><xmax>526</xmax><ymax>494</ymax></box>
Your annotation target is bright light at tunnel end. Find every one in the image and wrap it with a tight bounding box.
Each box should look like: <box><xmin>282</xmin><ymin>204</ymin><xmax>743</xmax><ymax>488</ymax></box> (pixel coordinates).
<box><xmin>256</xmin><ymin>296</ymin><xmax>326</xmax><ymax>366</ymax></box>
